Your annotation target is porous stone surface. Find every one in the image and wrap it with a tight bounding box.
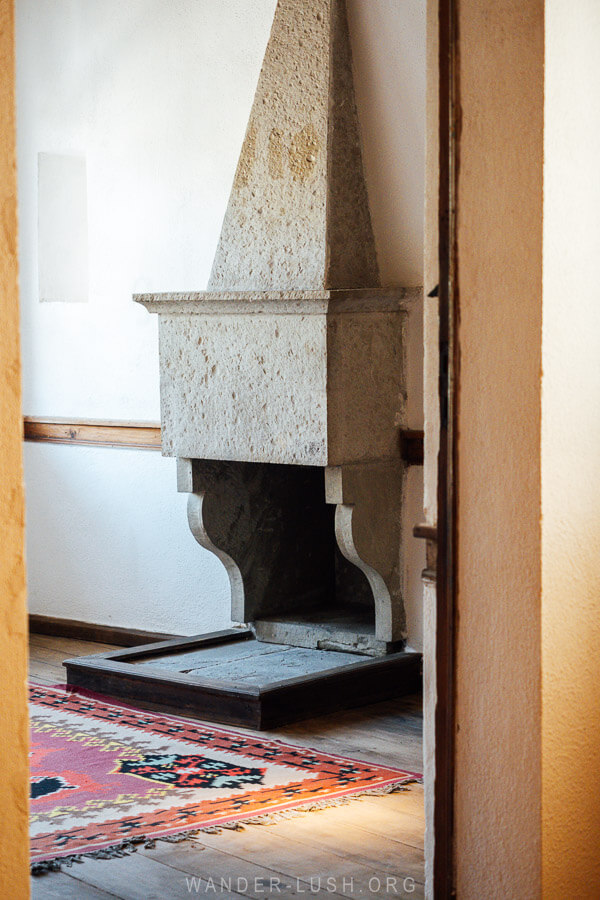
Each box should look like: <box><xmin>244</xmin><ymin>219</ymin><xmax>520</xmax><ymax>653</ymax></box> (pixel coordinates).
<box><xmin>144</xmin><ymin>290</ymin><xmax>416</xmax><ymax>466</ymax></box>
<box><xmin>326</xmin><ymin>309</ymin><xmax>408</xmax><ymax>466</ymax></box>
<box><xmin>325</xmin><ymin>460</ymin><xmax>405</xmax><ymax>642</ymax></box>
<box><xmin>159</xmin><ymin>311</ymin><xmax>329</xmax><ymax>465</ymax></box>
<box><xmin>207</xmin><ymin>0</ymin><xmax>379</xmax><ymax>291</ymax></box>
<box><xmin>252</xmin><ymin>614</ymin><xmax>396</xmax><ymax>657</ymax></box>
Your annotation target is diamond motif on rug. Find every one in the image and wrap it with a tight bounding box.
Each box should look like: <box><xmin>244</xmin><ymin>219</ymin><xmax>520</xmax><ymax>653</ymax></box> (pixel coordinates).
<box><xmin>29</xmin><ymin>684</ymin><xmax>418</xmax><ymax>867</ymax></box>
<box><xmin>115</xmin><ymin>752</ymin><xmax>266</xmax><ymax>789</ymax></box>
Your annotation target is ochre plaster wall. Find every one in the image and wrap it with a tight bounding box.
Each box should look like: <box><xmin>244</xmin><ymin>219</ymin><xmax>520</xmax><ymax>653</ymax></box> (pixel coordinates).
<box><xmin>542</xmin><ymin>0</ymin><xmax>600</xmax><ymax>894</ymax></box>
<box><xmin>424</xmin><ymin>1</ymin><xmax>600</xmax><ymax>894</ymax></box>
<box><xmin>454</xmin><ymin>0</ymin><xmax>544</xmax><ymax>896</ymax></box>
<box><xmin>0</xmin><ymin>0</ymin><xmax>30</xmax><ymax>895</ymax></box>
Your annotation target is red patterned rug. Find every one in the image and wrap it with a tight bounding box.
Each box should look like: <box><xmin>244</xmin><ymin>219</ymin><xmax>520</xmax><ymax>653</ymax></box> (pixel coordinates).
<box><xmin>29</xmin><ymin>684</ymin><xmax>418</xmax><ymax>872</ymax></box>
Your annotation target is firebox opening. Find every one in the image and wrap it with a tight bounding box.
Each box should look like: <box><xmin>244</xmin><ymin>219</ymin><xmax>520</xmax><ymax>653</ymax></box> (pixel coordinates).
<box><xmin>184</xmin><ymin>458</ymin><xmax>379</xmax><ymax>653</ymax></box>
<box><xmin>248</xmin><ymin>528</ymin><xmax>382</xmax><ymax>655</ymax></box>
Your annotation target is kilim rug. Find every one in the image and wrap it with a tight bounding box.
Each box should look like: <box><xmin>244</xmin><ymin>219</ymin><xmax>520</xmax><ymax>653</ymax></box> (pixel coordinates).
<box><xmin>29</xmin><ymin>684</ymin><xmax>419</xmax><ymax>872</ymax></box>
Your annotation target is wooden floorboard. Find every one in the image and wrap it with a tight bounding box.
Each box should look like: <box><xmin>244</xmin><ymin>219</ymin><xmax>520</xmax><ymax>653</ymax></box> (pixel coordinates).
<box><xmin>137</xmin><ymin>840</ymin><xmax>332</xmax><ymax>899</ymax></box>
<box><xmin>30</xmin><ymin>635</ymin><xmax>424</xmax><ymax>899</ymax></box>
<box><xmin>29</xmin><ymin>869</ymin><xmax>121</xmax><ymax>899</ymax></box>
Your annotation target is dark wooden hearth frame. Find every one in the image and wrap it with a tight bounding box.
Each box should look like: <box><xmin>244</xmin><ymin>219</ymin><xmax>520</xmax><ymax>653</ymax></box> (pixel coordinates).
<box><xmin>64</xmin><ymin>628</ymin><xmax>422</xmax><ymax>731</ymax></box>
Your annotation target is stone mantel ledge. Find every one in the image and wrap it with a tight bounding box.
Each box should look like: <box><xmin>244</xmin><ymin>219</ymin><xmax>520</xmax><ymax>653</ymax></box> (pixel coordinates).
<box><xmin>134</xmin><ymin>287</ymin><xmax>422</xmax><ymax>316</ymax></box>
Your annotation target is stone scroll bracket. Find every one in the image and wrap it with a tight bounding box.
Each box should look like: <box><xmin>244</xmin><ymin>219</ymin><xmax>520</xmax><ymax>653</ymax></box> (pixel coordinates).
<box><xmin>177</xmin><ymin>456</ymin><xmax>405</xmax><ymax>654</ymax></box>
<box><xmin>325</xmin><ymin>461</ymin><xmax>405</xmax><ymax>644</ymax></box>
<box><xmin>186</xmin><ymin>491</ymin><xmax>245</xmax><ymax>624</ymax></box>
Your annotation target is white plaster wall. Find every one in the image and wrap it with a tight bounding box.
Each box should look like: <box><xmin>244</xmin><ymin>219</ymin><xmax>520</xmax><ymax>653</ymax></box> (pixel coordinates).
<box><xmin>16</xmin><ymin>0</ymin><xmax>278</xmax><ymax>420</ymax></box>
<box><xmin>348</xmin><ymin>0</ymin><xmax>425</xmax><ymax>288</ymax></box>
<box><xmin>24</xmin><ymin>442</ymin><xmax>231</xmax><ymax>634</ymax></box>
<box><xmin>348</xmin><ymin>0</ymin><xmax>427</xmax><ymax>651</ymax></box>
<box><xmin>17</xmin><ymin>0</ymin><xmax>426</xmax><ymax>641</ymax></box>
<box><xmin>17</xmin><ymin>0</ymin><xmax>276</xmax><ymax>632</ymax></box>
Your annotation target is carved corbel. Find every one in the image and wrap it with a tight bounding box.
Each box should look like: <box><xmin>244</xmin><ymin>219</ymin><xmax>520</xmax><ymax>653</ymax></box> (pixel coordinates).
<box><xmin>325</xmin><ymin>461</ymin><xmax>405</xmax><ymax>644</ymax></box>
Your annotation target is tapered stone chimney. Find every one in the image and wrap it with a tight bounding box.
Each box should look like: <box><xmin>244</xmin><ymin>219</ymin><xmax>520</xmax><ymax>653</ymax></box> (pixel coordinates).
<box><xmin>135</xmin><ymin>0</ymin><xmax>419</xmax><ymax>655</ymax></box>
<box><xmin>208</xmin><ymin>0</ymin><xmax>379</xmax><ymax>292</ymax></box>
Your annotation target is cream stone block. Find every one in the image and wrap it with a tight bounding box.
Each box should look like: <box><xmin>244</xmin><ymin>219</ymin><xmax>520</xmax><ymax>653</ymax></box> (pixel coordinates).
<box><xmin>136</xmin><ymin>289</ymin><xmax>417</xmax><ymax>467</ymax></box>
<box><xmin>158</xmin><ymin>311</ymin><xmax>328</xmax><ymax>465</ymax></box>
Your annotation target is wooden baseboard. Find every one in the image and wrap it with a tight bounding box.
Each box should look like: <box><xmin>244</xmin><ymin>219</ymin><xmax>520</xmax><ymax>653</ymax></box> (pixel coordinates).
<box><xmin>25</xmin><ymin>418</ymin><xmax>423</xmax><ymax>464</ymax></box>
<box><xmin>23</xmin><ymin>418</ymin><xmax>161</xmax><ymax>450</ymax></box>
<box><xmin>29</xmin><ymin>614</ymin><xmax>180</xmax><ymax>648</ymax></box>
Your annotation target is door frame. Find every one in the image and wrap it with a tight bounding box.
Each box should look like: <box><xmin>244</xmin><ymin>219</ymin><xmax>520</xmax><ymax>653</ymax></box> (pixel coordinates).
<box><xmin>434</xmin><ymin>0</ymin><xmax>458</xmax><ymax>895</ymax></box>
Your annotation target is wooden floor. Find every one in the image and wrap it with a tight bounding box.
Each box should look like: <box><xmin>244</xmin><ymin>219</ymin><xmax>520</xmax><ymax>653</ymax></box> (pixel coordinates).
<box><xmin>29</xmin><ymin>634</ymin><xmax>424</xmax><ymax>899</ymax></box>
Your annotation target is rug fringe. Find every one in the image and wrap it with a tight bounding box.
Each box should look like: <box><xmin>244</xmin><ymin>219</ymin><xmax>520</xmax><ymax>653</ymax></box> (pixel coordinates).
<box><xmin>31</xmin><ymin>776</ymin><xmax>422</xmax><ymax>875</ymax></box>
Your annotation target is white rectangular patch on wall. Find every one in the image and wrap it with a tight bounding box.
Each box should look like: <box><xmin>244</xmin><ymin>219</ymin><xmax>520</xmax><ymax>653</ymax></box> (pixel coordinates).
<box><xmin>38</xmin><ymin>153</ymin><xmax>88</xmax><ymax>302</ymax></box>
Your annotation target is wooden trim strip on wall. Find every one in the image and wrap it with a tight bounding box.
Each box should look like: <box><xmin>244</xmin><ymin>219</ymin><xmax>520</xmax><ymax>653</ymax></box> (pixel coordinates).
<box><xmin>23</xmin><ymin>417</ymin><xmax>162</xmax><ymax>450</ymax></box>
<box><xmin>29</xmin><ymin>614</ymin><xmax>180</xmax><ymax>648</ymax></box>
<box><xmin>24</xmin><ymin>417</ymin><xmax>424</xmax><ymax>462</ymax></box>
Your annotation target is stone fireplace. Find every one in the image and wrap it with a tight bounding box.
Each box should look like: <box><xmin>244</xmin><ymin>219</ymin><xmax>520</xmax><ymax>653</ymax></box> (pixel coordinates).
<box><xmin>65</xmin><ymin>0</ymin><xmax>421</xmax><ymax>726</ymax></box>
